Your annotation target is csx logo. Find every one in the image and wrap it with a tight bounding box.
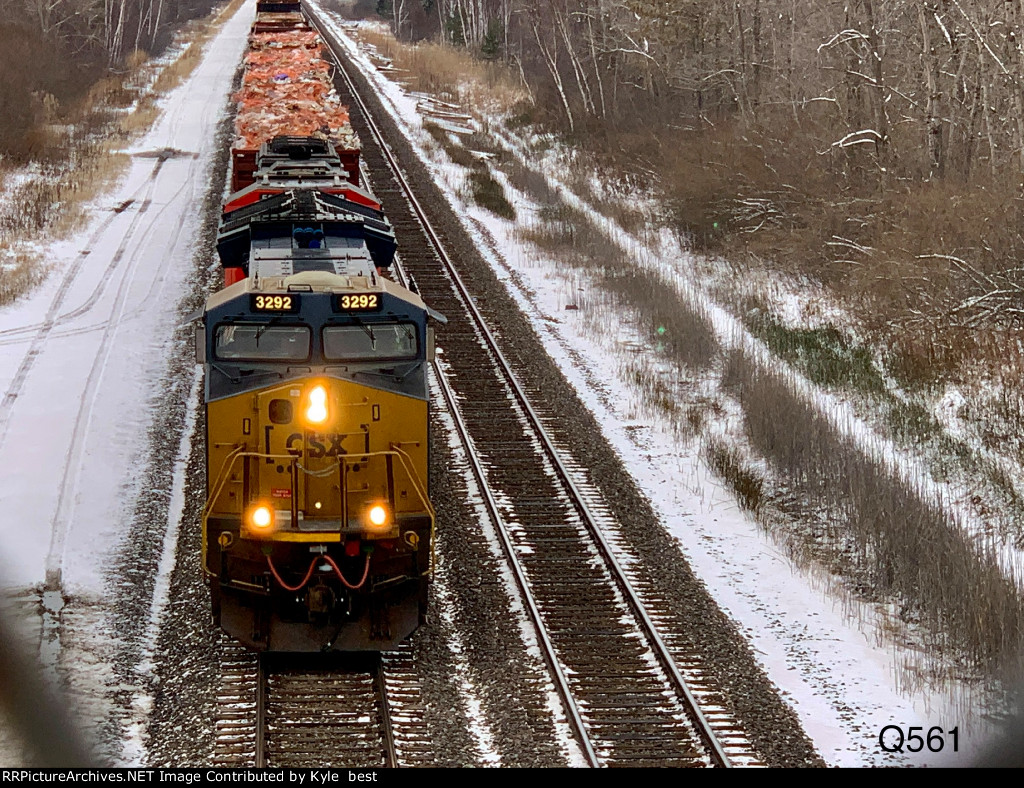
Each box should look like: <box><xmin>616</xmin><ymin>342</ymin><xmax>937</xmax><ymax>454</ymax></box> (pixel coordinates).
<box><xmin>285</xmin><ymin>432</ymin><xmax>348</xmax><ymax>458</ymax></box>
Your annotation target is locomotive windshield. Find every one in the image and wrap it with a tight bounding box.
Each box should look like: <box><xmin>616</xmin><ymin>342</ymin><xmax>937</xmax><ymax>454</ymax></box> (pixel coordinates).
<box><xmin>323</xmin><ymin>323</ymin><xmax>418</xmax><ymax>361</ymax></box>
<box><xmin>216</xmin><ymin>324</ymin><xmax>311</xmax><ymax>361</ymax></box>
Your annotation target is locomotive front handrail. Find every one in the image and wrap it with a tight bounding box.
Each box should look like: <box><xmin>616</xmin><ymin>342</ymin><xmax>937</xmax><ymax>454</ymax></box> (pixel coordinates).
<box><xmin>201</xmin><ymin>447</ymin><xmax>434</xmax><ymax>574</ymax></box>
<box><xmin>389</xmin><ymin>442</ymin><xmax>436</xmax><ymax>573</ymax></box>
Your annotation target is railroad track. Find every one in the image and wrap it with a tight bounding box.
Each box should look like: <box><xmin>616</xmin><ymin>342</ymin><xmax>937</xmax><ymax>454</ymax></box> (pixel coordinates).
<box><xmin>307</xmin><ymin>3</ymin><xmax>762</xmax><ymax>767</ymax></box>
<box><xmin>214</xmin><ymin>637</ymin><xmax>432</xmax><ymax>767</ymax></box>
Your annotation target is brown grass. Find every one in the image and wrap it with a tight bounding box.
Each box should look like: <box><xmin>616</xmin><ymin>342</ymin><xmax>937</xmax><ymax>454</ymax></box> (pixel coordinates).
<box><xmin>510</xmin><ymin>120</ymin><xmax>1024</xmax><ymax>687</ymax></box>
<box><xmin>597</xmin><ymin>117</ymin><xmax>1024</xmax><ymax>392</ymax></box>
<box><xmin>704</xmin><ymin>440</ymin><xmax>765</xmax><ymax>513</ymax></box>
<box><xmin>0</xmin><ymin>0</ymin><xmax>246</xmax><ymax>307</ymax></box>
<box><xmin>518</xmin><ymin>202</ymin><xmax>717</xmax><ymax>373</ymax></box>
<box><xmin>423</xmin><ymin>122</ymin><xmax>476</xmax><ymax>167</ymax></box>
<box><xmin>0</xmin><ymin>251</ymin><xmax>49</xmax><ymax>305</ymax></box>
<box><xmin>344</xmin><ymin>11</ymin><xmax>1024</xmax><ymax>693</ymax></box>
<box><xmin>355</xmin><ymin>28</ymin><xmax>525</xmax><ymax>109</ymax></box>
<box><xmin>733</xmin><ymin>351</ymin><xmax>1024</xmax><ymax>679</ymax></box>
<box><xmin>423</xmin><ymin>122</ymin><xmax>516</xmax><ymax>218</ymax></box>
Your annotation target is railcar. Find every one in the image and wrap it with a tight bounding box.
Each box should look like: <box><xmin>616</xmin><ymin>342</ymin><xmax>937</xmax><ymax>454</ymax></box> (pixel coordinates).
<box><xmin>194</xmin><ymin>3</ymin><xmax>443</xmax><ymax>651</ymax></box>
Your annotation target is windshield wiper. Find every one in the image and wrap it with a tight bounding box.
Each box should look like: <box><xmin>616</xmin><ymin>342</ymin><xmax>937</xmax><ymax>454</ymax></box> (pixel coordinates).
<box><xmin>255</xmin><ymin>316</ymin><xmax>283</xmax><ymax>346</ymax></box>
<box><xmin>349</xmin><ymin>315</ymin><xmax>376</xmax><ymax>348</ymax></box>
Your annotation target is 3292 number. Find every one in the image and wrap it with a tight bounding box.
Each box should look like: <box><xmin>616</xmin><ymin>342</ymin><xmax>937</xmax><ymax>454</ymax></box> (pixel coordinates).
<box><xmin>338</xmin><ymin>294</ymin><xmax>379</xmax><ymax>311</ymax></box>
<box><xmin>878</xmin><ymin>725</ymin><xmax>958</xmax><ymax>753</ymax></box>
<box><xmin>252</xmin><ymin>294</ymin><xmax>296</xmax><ymax>312</ymax></box>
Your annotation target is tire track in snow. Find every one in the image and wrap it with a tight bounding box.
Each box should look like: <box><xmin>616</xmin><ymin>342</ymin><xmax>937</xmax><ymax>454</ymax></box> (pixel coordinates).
<box><xmin>43</xmin><ymin>156</ymin><xmax>173</xmax><ymax>592</ymax></box>
<box><xmin>0</xmin><ymin>154</ymin><xmax>200</xmax><ymax>351</ymax></box>
<box><xmin>0</xmin><ymin>159</ymin><xmax>168</xmax><ymax>455</ymax></box>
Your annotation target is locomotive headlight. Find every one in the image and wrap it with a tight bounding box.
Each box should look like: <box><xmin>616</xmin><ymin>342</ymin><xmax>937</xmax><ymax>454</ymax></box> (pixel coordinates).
<box><xmin>305</xmin><ymin>384</ymin><xmax>329</xmax><ymax>424</ymax></box>
<box><xmin>367</xmin><ymin>504</ymin><xmax>389</xmax><ymax>528</ymax></box>
<box><xmin>250</xmin><ymin>505</ymin><xmax>274</xmax><ymax>530</ymax></box>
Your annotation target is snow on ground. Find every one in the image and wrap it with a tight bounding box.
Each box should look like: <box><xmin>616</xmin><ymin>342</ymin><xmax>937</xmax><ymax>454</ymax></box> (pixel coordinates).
<box><xmin>0</xmin><ymin>0</ymin><xmax>255</xmax><ymax>764</ymax></box>
<box><xmin>313</xmin><ymin>3</ymin><xmax>994</xmax><ymax>766</ymax></box>
<box><xmin>0</xmin><ymin>0</ymin><xmax>996</xmax><ymax>763</ymax></box>
<box><xmin>0</xmin><ymin>0</ymin><xmax>251</xmax><ymax>592</ymax></box>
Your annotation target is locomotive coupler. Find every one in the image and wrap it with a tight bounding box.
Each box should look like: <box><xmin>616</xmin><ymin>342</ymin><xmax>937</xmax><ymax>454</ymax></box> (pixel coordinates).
<box><xmin>307</xmin><ymin>581</ymin><xmax>335</xmax><ymax>618</ymax></box>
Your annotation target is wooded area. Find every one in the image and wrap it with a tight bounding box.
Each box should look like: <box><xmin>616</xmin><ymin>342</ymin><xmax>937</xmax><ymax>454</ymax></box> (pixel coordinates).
<box><xmin>368</xmin><ymin>0</ymin><xmax>1024</xmax><ymax>370</ymax></box>
<box><xmin>0</xmin><ymin>0</ymin><xmax>218</xmax><ymax>155</ymax></box>
<box><xmin>356</xmin><ymin>2</ymin><xmax>1024</xmax><ymax>681</ymax></box>
<box><xmin>388</xmin><ymin>0</ymin><xmax>1024</xmax><ymax>182</ymax></box>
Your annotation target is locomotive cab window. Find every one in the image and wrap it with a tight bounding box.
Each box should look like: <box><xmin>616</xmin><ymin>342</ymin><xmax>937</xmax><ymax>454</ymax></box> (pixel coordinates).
<box><xmin>323</xmin><ymin>323</ymin><xmax>418</xmax><ymax>361</ymax></box>
<box><xmin>215</xmin><ymin>323</ymin><xmax>311</xmax><ymax>361</ymax></box>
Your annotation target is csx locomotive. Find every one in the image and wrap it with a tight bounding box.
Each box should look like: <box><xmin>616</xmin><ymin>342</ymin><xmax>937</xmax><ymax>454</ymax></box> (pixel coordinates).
<box><xmin>194</xmin><ymin>5</ymin><xmax>443</xmax><ymax>652</ymax></box>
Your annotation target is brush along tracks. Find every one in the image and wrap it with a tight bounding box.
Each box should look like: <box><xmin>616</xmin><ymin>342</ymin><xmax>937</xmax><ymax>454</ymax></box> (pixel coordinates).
<box><xmin>213</xmin><ymin>637</ymin><xmax>431</xmax><ymax>768</ymax></box>
<box><xmin>306</xmin><ymin>5</ymin><xmax>760</xmax><ymax>768</ymax></box>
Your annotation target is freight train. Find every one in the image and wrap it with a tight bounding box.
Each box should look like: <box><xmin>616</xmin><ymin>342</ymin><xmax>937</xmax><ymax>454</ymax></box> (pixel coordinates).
<box><xmin>194</xmin><ymin>1</ymin><xmax>443</xmax><ymax>651</ymax></box>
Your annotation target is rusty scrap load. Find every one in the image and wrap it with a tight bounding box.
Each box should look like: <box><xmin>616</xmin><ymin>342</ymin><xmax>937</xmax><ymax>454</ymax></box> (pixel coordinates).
<box><xmin>249</xmin><ymin>29</ymin><xmax>320</xmax><ymax>49</ymax></box>
<box><xmin>234</xmin><ymin>26</ymin><xmax>359</xmax><ymax>153</ymax></box>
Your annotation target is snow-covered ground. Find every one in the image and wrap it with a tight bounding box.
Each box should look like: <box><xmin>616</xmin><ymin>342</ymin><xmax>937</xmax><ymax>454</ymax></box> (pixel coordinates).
<box><xmin>0</xmin><ymin>1</ymin><xmax>249</xmax><ymax>592</ymax></box>
<box><xmin>311</xmin><ymin>2</ymin><xmax>997</xmax><ymax>766</ymax></box>
<box><xmin>0</xmin><ymin>0</ymin><xmax>254</xmax><ymax>764</ymax></box>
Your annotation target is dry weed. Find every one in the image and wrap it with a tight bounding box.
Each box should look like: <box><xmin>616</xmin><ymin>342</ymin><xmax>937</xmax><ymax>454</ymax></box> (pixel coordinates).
<box><xmin>0</xmin><ymin>250</ymin><xmax>47</xmax><ymax>307</ymax></box>
<box><xmin>354</xmin><ymin>0</ymin><xmax>1024</xmax><ymax>694</ymax></box>
<box><xmin>0</xmin><ymin>0</ymin><xmax>246</xmax><ymax>304</ymax></box>
<box><xmin>355</xmin><ymin>28</ymin><xmax>526</xmax><ymax>110</ymax></box>
<box><xmin>734</xmin><ymin>352</ymin><xmax>1024</xmax><ymax>679</ymax></box>
<box><xmin>514</xmin><ymin>130</ymin><xmax>1024</xmax><ymax>686</ymax></box>
<box><xmin>518</xmin><ymin>202</ymin><xmax>717</xmax><ymax>372</ymax></box>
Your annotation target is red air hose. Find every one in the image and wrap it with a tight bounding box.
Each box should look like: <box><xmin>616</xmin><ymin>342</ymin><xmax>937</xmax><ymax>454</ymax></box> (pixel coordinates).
<box><xmin>325</xmin><ymin>554</ymin><xmax>371</xmax><ymax>590</ymax></box>
<box><xmin>266</xmin><ymin>553</ymin><xmax>371</xmax><ymax>592</ymax></box>
<box><xmin>266</xmin><ymin>556</ymin><xmax>318</xmax><ymax>592</ymax></box>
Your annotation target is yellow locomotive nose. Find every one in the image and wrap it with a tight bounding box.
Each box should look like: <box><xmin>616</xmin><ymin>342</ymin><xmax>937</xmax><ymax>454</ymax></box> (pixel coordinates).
<box><xmin>305</xmin><ymin>384</ymin><xmax>329</xmax><ymax>424</ymax></box>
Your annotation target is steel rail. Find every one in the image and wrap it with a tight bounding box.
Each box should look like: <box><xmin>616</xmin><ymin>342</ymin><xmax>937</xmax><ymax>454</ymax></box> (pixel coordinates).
<box><xmin>311</xmin><ymin>20</ymin><xmax>597</xmax><ymax>767</ymax></box>
<box><xmin>254</xmin><ymin>653</ymin><xmax>396</xmax><ymax>768</ymax></box>
<box><xmin>372</xmin><ymin>654</ymin><xmax>399</xmax><ymax>768</ymax></box>
<box><xmin>304</xmin><ymin>2</ymin><xmax>731</xmax><ymax>768</ymax></box>
<box><xmin>430</xmin><ymin>337</ymin><xmax>600</xmax><ymax>766</ymax></box>
<box><xmin>412</xmin><ymin>278</ymin><xmax>601</xmax><ymax>765</ymax></box>
<box><xmin>255</xmin><ymin>653</ymin><xmax>268</xmax><ymax>768</ymax></box>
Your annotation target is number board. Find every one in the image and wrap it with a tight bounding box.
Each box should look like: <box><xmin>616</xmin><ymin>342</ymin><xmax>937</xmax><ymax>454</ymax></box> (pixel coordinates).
<box><xmin>250</xmin><ymin>294</ymin><xmax>300</xmax><ymax>313</ymax></box>
<box><xmin>336</xmin><ymin>293</ymin><xmax>382</xmax><ymax>312</ymax></box>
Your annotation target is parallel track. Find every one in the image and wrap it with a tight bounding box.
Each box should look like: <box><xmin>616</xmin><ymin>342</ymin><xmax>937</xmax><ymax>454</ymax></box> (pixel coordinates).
<box><xmin>307</xmin><ymin>3</ymin><xmax>760</xmax><ymax>767</ymax></box>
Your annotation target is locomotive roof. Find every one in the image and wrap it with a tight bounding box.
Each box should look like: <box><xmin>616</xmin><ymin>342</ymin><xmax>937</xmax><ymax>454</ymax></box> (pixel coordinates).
<box><xmin>202</xmin><ymin>271</ymin><xmax>444</xmax><ymax>323</ymax></box>
<box><xmin>249</xmin><ymin>238</ymin><xmax>376</xmax><ymax>279</ymax></box>
<box><xmin>217</xmin><ymin>189</ymin><xmax>396</xmax><ymax>274</ymax></box>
